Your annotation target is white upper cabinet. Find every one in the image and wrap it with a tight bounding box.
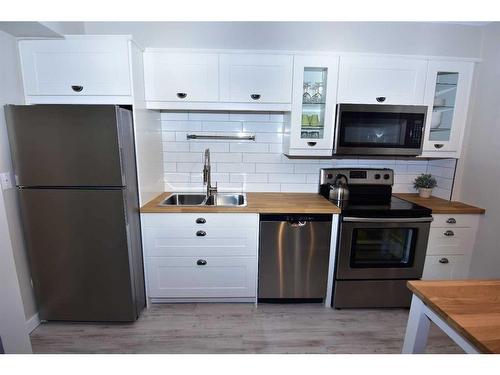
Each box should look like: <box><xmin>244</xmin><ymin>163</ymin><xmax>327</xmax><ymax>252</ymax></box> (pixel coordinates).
<box><xmin>284</xmin><ymin>55</ymin><xmax>339</xmax><ymax>156</ymax></box>
<box><xmin>219</xmin><ymin>54</ymin><xmax>293</xmax><ymax>104</ymax></box>
<box><xmin>338</xmin><ymin>56</ymin><xmax>428</xmax><ymax>105</ymax></box>
<box><xmin>421</xmin><ymin>61</ymin><xmax>474</xmax><ymax>158</ymax></box>
<box><xmin>144</xmin><ymin>52</ymin><xmax>219</xmax><ymax>102</ymax></box>
<box><xmin>19</xmin><ymin>36</ymin><xmax>132</xmax><ymax>102</ymax></box>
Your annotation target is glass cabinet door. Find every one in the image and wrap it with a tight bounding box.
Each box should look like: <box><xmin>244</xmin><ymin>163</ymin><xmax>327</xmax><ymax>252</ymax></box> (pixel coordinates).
<box><xmin>423</xmin><ymin>61</ymin><xmax>474</xmax><ymax>155</ymax></box>
<box><xmin>300</xmin><ymin>67</ymin><xmax>328</xmax><ymax>141</ymax></box>
<box><xmin>287</xmin><ymin>56</ymin><xmax>339</xmax><ymax>155</ymax></box>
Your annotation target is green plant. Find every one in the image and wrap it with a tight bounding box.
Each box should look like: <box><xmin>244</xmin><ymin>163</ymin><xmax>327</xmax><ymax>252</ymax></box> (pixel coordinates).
<box><xmin>413</xmin><ymin>174</ymin><xmax>437</xmax><ymax>190</ymax></box>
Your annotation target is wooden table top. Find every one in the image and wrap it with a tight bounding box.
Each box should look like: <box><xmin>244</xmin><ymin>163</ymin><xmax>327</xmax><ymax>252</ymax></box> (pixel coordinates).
<box><xmin>407</xmin><ymin>280</ymin><xmax>500</xmax><ymax>353</ymax></box>
<box><xmin>394</xmin><ymin>193</ymin><xmax>485</xmax><ymax>214</ymax></box>
<box><xmin>140</xmin><ymin>192</ymin><xmax>342</xmax><ymax>214</ymax></box>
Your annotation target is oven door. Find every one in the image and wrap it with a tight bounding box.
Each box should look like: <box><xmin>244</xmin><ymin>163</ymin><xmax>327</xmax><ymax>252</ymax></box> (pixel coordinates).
<box><xmin>336</xmin><ymin>217</ymin><xmax>432</xmax><ymax>280</ymax></box>
<box><xmin>334</xmin><ymin>104</ymin><xmax>427</xmax><ymax>156</ymax></box>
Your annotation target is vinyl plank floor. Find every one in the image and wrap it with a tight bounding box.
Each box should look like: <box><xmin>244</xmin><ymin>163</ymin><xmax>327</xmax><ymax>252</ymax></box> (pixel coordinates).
<box><xmin>30</xmin><ymin>303</ymin><xmax>463</xmax><ymax>354</ymax></box>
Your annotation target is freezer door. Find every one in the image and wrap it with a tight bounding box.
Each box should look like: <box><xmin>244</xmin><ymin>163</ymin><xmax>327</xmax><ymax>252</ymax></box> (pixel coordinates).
<box><xmin>5</xmin><ymin>105</ymin><xmax>124</xmax><ymax>187</ymax></box>
<box><xmin>18</xmin><ymin>188</ymin><xmax>142</xmax><ymax>321</ymax></box>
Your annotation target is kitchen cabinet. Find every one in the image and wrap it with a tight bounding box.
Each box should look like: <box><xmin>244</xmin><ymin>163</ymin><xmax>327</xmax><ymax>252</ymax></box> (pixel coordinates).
<box><xmin>19</xmin><ymin>36</ymin><xmax>132</xmax><ymax>104</ymax></box>
<box><xmin>421</xmin><ymin>61</ymin><xmax>474</xmax><ymax>158</ymax></box>
<box><xmin>337</xmin><ymin>56</ymin><xmax>427</xmax><ymax>105</ymax></box>
<box><xmin>283</xmin><ymin>55</ymin><xmax>339</xmax><ymax>156</ymax></box>
<box><xmin>143</xmin><ymin>52</ymin><xmax>219</xmax><ymax>102</ymax></box>
<box><xmin>219</xmin><ymin>53</ymin><xmax>293</xmax><ymax>104</ymax></box>
<box><xmin>141</xmin><ymin>213</ymin><xmax>259</xmax><ymax>301</ymax></box>
<box><xmin>422</xmin><ymin>214</ymin><xmax>480</xmax><ymax>280</ymax></box>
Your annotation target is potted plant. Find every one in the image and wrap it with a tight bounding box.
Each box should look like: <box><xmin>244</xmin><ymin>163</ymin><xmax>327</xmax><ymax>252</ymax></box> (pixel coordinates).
<box><xmin>413</xmin><ymin>174</ymin><xmax>437</xmax><ymax>198</ymax></box>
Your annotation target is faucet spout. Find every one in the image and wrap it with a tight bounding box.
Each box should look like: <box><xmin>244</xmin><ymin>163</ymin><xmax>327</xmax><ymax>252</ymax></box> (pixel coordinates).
<box><xmin>203</xmin><ymin>148</ymin><xmax>217</xmax><ymax>197</ymax></box>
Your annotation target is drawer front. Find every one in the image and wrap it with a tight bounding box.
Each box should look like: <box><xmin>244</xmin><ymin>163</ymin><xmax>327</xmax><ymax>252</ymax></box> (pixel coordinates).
<box><xmin>431</xmin><ymin>214</ymin><xmax>479</xmax><ymax>228</ymax></box>
<box><xmin>144</xmin><ymin>226</ymin><xmax>258</xmax><ymax>257</ymax></box>
<box><xmin>141</xmin><ymin>213</ymin><xmax>258</xmax><ymax>229</ymax></box>
<box><xmin>147</xmin><ymin>256</ymin><xmax>257</xmax><ymax>298</ymax></box>
<box><xmin>422</xmin><ymin>255</ymin><xmax>466</xmax><ymax>280</ymax></box>
<box><xmin>426</xmin><ymin>227</ymin><xmax>474</xmax><ymax>255</ymax></box>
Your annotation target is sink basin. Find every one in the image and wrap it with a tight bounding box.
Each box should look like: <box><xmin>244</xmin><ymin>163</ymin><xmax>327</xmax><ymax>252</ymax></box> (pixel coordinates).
<box><xmin>159</xmin><ymin>193</ymin><xmax>206</xmax><ymax>206</ymax></box>
<box><xmin>205</xmin><ymin>193</ymin><xmax>247</xmax><ymax>207</ymax></box>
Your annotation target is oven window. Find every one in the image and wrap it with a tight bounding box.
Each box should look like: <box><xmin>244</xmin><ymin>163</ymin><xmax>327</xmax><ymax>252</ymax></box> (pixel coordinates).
<box><xmin>350</xmin><ymin>228</ymin><xmax>417</xmax><ymax>268</ymax></box>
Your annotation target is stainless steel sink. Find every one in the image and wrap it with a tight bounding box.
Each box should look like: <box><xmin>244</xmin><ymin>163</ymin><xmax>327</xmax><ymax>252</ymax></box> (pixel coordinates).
<box><xmin>158</xmin><ymin>193</ymin><xmax>247</xmax><ymax>207</ymax></box>
<box><xmin>159</xmin><ymin>193</ymin><xmax>207</xmax><ymax>206</ymax></box>
<box><xmin>205</xmin><ymin>193</ymin><xmax>247</xmax><ymax>207</ymax></box>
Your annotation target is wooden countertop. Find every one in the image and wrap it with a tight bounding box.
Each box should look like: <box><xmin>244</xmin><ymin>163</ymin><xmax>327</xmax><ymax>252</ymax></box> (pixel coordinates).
<box><xmin>394</xmin><ymin>193</ymin><xmax>485</xmax><ymax>214</ymax></box>
<box><xmin>407</xmin><ymin>280</ymin><xmax>500</xmax><ymax>354</ymax></box>
<box><xmin>140</xmin><ymin>192</ymin><xmax>341</xmax><ymax>214</ymax></box>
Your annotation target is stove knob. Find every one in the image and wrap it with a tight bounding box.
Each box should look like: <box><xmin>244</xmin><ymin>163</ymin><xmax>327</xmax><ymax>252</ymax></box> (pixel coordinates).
<box><xmin>374</xmin><ymin>174</ymin><xmax>381</xmax><ymax>180</ymax></box>
<box><xmin>383</xmin><ymin>174</ymin><xmax>391</xmax><ymax>180</ymax></box>
<box><xmin>327</xmin><ymin>174</ymin><xmax>333</xmax><ymax>179</ymax></box>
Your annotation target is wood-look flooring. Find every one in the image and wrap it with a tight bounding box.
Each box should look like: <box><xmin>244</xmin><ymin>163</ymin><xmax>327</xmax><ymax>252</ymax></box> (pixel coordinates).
<box><xmin>30</xmin><ymin>303</ymin><xmax>462</xmax><ymax>354</ymax></box>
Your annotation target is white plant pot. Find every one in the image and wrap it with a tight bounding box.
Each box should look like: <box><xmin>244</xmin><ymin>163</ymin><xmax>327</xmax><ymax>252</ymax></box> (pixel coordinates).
<box><xmin>418</xmin><ymin>188</ymin><xmax>433</xmax><ymax>198</ymax></box>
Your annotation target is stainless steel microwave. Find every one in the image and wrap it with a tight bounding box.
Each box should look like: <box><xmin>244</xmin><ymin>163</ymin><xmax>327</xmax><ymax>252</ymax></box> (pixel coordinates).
<box><xmin>334</xmin><ymin>104</ymin><xmax>428</xmax><ymax>156</ymax></box>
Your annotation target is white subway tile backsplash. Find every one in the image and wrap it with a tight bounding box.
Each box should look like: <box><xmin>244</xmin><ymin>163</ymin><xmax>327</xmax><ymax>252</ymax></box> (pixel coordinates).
<box><xmin>160</xmin><ymin>111</ymin><xmax>457</xmax><ymax>197</ymax></box>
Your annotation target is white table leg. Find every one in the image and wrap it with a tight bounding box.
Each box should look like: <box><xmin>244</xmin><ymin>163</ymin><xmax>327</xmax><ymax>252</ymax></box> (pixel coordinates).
<box><xmin>402</xmin><ymin>294</ymin><xmax>431</xmax><ymax>353</ymax></box>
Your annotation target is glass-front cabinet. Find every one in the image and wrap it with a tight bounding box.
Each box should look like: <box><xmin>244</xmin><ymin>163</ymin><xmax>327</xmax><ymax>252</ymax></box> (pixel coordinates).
<box><xmin>422</xmin><ymin>61</ymin><xmax>474</xmax><ymax>158</ymax></box>
<box><xmin>284</xmin><ymin>55</ymin><xmax>339</xmax><ymax>156</ymax></box>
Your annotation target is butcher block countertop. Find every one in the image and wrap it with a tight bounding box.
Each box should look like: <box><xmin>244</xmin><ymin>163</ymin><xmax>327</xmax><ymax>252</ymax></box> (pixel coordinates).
<box><xmin>140</xmin><ymin>192</ymin><xmax>341</xmax><ymax>214</ymax></box>
<box><xmin>407</xmin><ymin>280</ymin><xmax>500</xmax><ymax>354</ymax></box>
<box><xmin>394</xmin><ymin>193</ymin><xmax>485</xmax><ymax>214</ymax></box>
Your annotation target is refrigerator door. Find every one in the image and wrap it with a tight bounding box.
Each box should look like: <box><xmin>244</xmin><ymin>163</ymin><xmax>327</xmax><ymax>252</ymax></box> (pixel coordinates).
<box><xmin>5</xmin><ymin>105</ymin><xmax>124</xmax><ymax>187</ymax></box>
<box><xmin>18</xmin><ymin>188</ymin><xmax>141</xmax><ymax>321</ymax></box>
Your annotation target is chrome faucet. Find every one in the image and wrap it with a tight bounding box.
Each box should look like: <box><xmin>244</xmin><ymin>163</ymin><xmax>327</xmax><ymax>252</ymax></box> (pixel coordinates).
<box><xmin>203</xmin><ymin>149</ymin><xmax>217</xmax><ymax>197</ymax></box>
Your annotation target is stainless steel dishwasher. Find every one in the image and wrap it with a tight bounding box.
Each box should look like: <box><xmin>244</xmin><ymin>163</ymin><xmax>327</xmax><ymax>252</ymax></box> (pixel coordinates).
<box><xmin>258</xmin><ymin>214</ymin><xmax>332</xmax><ymax>301</ymax></box>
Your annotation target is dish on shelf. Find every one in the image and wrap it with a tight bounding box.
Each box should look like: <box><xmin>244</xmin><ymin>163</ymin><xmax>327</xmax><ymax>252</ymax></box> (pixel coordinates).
<box><xmin>433</xmin><ymin>97</ymin><xmax>445</xmax><ymax>106</ymax></box>
<box><xmin>430</xmin><ymin>110</ymin><xmax>442</xmax><ymax>129</ymax></box>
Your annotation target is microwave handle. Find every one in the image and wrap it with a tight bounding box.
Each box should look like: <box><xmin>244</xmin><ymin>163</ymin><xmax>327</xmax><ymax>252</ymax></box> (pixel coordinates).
<box><xmin>343</xmin><ymin>217</ymin><xmax>433</xmax><ymax>223</ymax></box>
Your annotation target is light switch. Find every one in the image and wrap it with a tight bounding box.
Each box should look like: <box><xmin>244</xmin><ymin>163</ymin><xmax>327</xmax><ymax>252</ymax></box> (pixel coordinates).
<box><xmin>0</xmin><ymin>172</ymin><xmax>13</xmax><ymax>190</ymax></box>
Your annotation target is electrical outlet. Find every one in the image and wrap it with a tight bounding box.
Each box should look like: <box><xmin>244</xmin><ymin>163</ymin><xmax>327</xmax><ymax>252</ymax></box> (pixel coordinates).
<box><xmin>0</xmin><ymin>172</ymin><xmax>13</xmax><ymax>190</ymax></box>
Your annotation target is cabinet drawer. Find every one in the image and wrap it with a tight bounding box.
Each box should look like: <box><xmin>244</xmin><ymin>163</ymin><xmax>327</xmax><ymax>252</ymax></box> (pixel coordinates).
<box><xmin>431</xmin><ymin>214</ymin><xmax>479</xmax><ymax>228</ymax></box>
<box><xmin>422</xmin><ymin>255</ymin><xmax>466</xmax><ymax>280</ymax></box>
<box><xmin>338</xmin><ymin>56</ymin><xmax>427</xmax><ymax>104</ymax></box>
<box><xmin>426</xmin><ymin>227</ymin><xmax>474</xmax><ymax>255</ymax></box>
<box><xmin>144</xmin><ymin>52</ymin><xmax>219</xmax><ymax>102</ymax></box>
<box><xmin>19</xmin><ymin>38</ymin><xmax>131</xmax><ymax>97</ymax></box>
<box><xmin>219</xmin><ymin>54</ymin><xmax>293</xmax><ymax>103</ymax></box>
<box><xmin>146</xmin><ymin>256</ymin><xmax>257</xmax><ymax>298</ymax></box>
<box><xmin>144</xmin><ymin>226</ymin><xmax>257</xmax><ymax>257</ymax></box>
<box><xmin>141</xmin><ymin>213</ymin><xmax>258</xmax><ymax>229</ymax></box>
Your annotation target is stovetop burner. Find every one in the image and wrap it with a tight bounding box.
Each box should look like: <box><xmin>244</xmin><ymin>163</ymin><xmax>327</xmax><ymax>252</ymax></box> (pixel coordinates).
<box><xmin>341</xmin><ymin>195</ymin><xmax>432</xmax><ymax>218</ymax></box>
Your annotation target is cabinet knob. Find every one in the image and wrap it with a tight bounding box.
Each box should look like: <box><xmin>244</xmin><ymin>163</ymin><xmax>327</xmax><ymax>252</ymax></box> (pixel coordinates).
<box><xmin>446</xmin><ymin>218</ymin><xmax>457</xmax><ymax>224</ymax></box>
<box><xmin>196</xmin><ymin>230</ymin><xmax>206</xmax><ymax>237</ymax></box>
<box><xmin>176</xmin><ymin>92</ymin><xmax>187</xmax><ymax>99</ymax></box>
<box><xmin>71</xmin><ymin>85</ymin><xmax>83</xmax><ymax>92</ymax></box>
<box><xmin>376</xmin><ymin>96</ymin><xmax>386</xmax><ymax>103</ymax></box>
<box><xmin>307</xmin><ymin>142</ymin><xmax>317</xmax><ymax>147</ymax></box>
<box><xmin>250</xmin><ymin>94</ymin><xmax>261</xmax><ymax>100</ymax></box>
<box><xmin>444</xmin><ymin>230</ymin><xmax>455</xmax><ymax>237</ymax></box>
<box><xmin>439</xmin><ymin>257</ymin><xmax>449</xmax><ymax>264</ymax></box>
<box><xmin>434</xmin><ymin>144</ymin><xmax>444</xmax><ymax>149</ymax></box>
<box><xmin>196</xmin><ymin>218</ymin><xmax>206</xmax><ymax>224</ymax></box>
<box><xmin>196</xmin><ymin>259</ymin><xmax>207</xmax><ymax>266</ymax></box>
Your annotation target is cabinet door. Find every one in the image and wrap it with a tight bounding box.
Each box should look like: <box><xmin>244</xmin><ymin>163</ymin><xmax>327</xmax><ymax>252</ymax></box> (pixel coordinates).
<box><xmin>422</xmin><ymin>61</ymin><xmax>474</xmax><ymax>157</ymax></box>
<box><xmin>422</xmin><ymin>255</ymin><xmax>467</xmax><ymax>280</ymax></box>
<box><xmin>219</xmin><ymin>54</ymin><xmax>293</xmax><ymax>103</ymax></box>
<box><xmin>287</xmin><ymin>55</ymin><xmax>339</xmax><ymax>155</ymax></box>
<box><xmin>144</xmin><ymin>52</ymin><xmax>219</xmax><ymax>102</ymax></box>
<box><xmin>338</xmin><ymin>56</ymin><xmax>427</xmax><ymax>104</ymax></box>
<box><xmin>19</xmin><ymin>37</ymin><xmax>131</xmax><ymax>97</ymax></box>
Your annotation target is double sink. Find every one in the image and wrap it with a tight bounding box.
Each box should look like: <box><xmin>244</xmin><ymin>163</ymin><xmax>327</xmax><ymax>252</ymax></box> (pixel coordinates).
<box><xmin>160</xmin><ymin>193</ymin><xmax>247</xmax><ymax>207</ymax></box>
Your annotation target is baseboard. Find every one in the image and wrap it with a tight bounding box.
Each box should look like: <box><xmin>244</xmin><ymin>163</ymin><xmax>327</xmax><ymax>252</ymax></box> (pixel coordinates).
<box><xmin>25</xmin><ymin>313</ymin><xmax>40</xmax><ymax>334</ymax></box>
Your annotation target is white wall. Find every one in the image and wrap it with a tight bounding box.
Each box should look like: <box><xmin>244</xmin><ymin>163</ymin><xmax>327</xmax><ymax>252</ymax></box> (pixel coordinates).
<box><xmin>456</xmin><ymin>23</ymin><xmax>500</xmax><ymax>278</ymax></box>
<box><xmin>83</xmin><ymin>22</ymin><xmax>483</xmax><ymax>58</ymax></box>
<box><xmin>160</xmin><ymin>111</ymin><xmax>456</xmax><ymax>198</ymax></box>
<box><xmin>0</xmin><ymin>30</ymin><xmax>33</xmax><ymax>353</ymax></box>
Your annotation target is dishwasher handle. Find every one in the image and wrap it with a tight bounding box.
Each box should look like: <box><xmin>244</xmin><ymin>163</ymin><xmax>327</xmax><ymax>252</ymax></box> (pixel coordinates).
<box><xmin>260</xmin><ymin>214</ymin><xmax>332</xmax><ymax>222</ymax></box>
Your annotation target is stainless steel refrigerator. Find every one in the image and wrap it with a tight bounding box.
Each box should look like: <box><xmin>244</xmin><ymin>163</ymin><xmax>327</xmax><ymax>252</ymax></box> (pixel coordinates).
<box><xmin>5</xmin><ymin>105</ymin><xmax>146</xmax><ymax>322</ymax></box>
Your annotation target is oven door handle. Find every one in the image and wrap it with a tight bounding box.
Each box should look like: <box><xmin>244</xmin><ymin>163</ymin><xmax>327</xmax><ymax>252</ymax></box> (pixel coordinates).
<box><xmin>342</xmin><ymin>217</ymin><xmax>433</xmax><ymax>223</ymax></box>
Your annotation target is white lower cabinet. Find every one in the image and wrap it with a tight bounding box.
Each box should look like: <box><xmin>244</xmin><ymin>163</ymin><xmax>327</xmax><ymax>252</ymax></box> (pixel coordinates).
<box><xmin>141</xmin><ymin>213</ymin><xmax>259</xmax><ymax>301</ymax></box>
<box><xmin>422</xmin><ymin>214</ymin><xmax>480</xmax><ymax>280</ymax></box>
